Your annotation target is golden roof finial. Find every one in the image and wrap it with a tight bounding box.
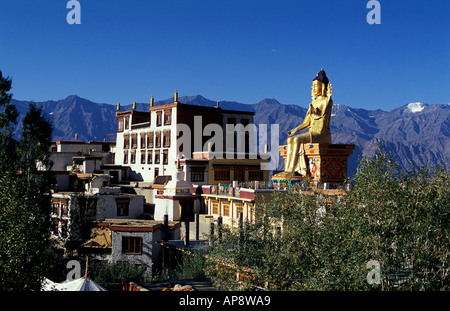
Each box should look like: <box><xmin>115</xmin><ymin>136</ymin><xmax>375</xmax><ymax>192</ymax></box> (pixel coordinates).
<box><xmin>117</xmin><ymin>102</ymin><xmax>120</xmax><ymax>111</ymax></box>
<box><xmin>132</xmin><ymin>101</ymin><xmax>136</xmax><ymax>110</ymax></box>
<box><xmin>174</xmin><ymin>89</ymin><xmax>178</xmax><ymax>103</ymax></box>
<box><xmin>150</xmin><ymin>96</ymin><xmax>154</xmax><ymax>107</ymax></box>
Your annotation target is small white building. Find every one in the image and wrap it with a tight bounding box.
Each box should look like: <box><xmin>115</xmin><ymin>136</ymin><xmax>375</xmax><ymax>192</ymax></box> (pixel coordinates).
<box><xmin>51</xmin><ymin>192</ymin><xmax>145</xmax><ymax>243</ymax></box>
<box><xmin>43</xmin><ymin>140</ymin><xmax>116</xmax><ymax>191</ymax></box>
<box><xmin>114</xmin><ymin>91</ymin><xmax>267</xmax><ymax>186</ymax></box>
<box><xmin>108</xmin><ymin>218</ymin><xmax>181</xmax><ymax>273</ymax></box>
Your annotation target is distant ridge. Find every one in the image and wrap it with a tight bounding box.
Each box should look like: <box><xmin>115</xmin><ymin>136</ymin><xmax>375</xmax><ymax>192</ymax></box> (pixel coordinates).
<box><xmin>11</xmin><ymin>95</ymin><xmax>450</xmax><ymax>174</ymax></box>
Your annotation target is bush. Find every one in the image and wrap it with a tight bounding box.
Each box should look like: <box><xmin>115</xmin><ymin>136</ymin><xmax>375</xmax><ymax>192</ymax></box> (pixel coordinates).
<box><xmin>206</xmin><ymin>146</ymin><xmax>449</xmax><ymax>290</ymax></box>
<box><xmin>176</xmin><ymin>252</ymin><xmax>207</xmax><ymax>280</ymax></box>
<box><xmin>86</xmin><ymin>260</ymin><xmax>149</xmax><ymax>291</ymax></box>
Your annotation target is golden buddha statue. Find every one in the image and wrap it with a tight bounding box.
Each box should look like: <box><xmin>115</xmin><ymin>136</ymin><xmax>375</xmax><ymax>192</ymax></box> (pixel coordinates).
<box><xmin>284</xmin><ymin>69</ymin><xmax>333</xmax><ymax>176</ymax></box>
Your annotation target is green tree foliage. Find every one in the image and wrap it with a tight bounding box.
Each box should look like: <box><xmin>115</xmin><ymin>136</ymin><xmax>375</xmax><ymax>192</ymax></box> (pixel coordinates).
<box><xmin>206</xmin><ymin>146</ymin><xmax>449</xmax><ymax>290</ymax></box>
<box><xmin>0</xmin><ymin>70</ymin><xmax>55</xmax><ymax>290</ymax></box>
<box><xmin>88</xmin><ymin>260</ymin><xmax>148</xmax><ymax>291</ymax></box>
<box><xmin>0</xmin><ymin>70</ymin><xmax>18</xmax><ymax>172</ymax></box>
<box><xmin>18</xmin><ymin>102</ymin><xmax>53</xmax><ymax>176</ymax></box>
<box><xmin>176</xmin><ymin>252</ymin><xmax>207</xmax><ymax>280</ymax></box>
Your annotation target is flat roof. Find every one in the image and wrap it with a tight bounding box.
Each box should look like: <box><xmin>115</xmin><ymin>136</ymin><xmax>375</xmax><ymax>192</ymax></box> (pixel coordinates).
<box><xmin>102</xmin><ymin>218</ymin><xmax>181</xmax><ymax>232</ymax></box>
<box><xmin>54</xmin><ymin>141</ymin><xmax>114</xmax><ymax>145</ymax></box>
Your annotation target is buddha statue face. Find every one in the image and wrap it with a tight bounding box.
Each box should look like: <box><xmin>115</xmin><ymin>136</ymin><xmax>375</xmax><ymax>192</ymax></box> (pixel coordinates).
<box><xmin>312</xmin><ymin>80</ymin><xmax>324</xmax><ymax>97</ymax></box>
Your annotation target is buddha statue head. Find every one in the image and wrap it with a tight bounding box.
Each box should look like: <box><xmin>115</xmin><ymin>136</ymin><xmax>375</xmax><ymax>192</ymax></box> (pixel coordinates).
<box><xmin>312</xmin><ymin>68</ymin><xmax>329</xmax><ymax>97</ymax></box>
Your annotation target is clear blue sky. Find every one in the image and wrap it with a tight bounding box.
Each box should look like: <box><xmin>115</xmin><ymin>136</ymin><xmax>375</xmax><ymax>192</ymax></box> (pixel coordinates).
<box><xmin>0</xmin><ymin>0</ymin><xmax>448</xmax><ymax>111</ymax></box>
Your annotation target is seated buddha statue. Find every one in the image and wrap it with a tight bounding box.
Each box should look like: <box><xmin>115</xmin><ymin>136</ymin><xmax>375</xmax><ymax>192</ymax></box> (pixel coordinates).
<box><xmin>283</xmin><ymin>69</ymin><xmax>333</xmax><ymax>176</ymax></box>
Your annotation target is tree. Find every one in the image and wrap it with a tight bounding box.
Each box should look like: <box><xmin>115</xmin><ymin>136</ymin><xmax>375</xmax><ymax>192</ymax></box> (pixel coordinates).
<box><xmin>0</xmin><ymin>70</ymin><xmax>18</xmax><ymax>172</ymax></box>
<box><xmin>18</xmin><ymin>102</ymin><xmax>53</xmax><ymax>177</ymax></box>
<box><xmin>0</xmin><ymin>70</ymin><xmax>55</xmax><ymax>290</ymax></box>
<box><xmin>176</xmin><ymin>251</ymin><xmax>207</xmax><ymax>280</ymax></box>
<box><xmin>331</xmin><ymin>145</ymin><xmax>449</xmax><ymax>290</ymax></box>
<box><xmin>205</xmin><ymin>145</ymin><xmax>449</xmax><ymax>290</ymax></box>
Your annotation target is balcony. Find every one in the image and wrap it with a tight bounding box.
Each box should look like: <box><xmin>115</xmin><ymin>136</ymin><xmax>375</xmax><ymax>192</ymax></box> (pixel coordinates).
<box><xmin>192</xmin><ymin>181</ymin><xmax>277</xmax><ymax>200</ymax></box>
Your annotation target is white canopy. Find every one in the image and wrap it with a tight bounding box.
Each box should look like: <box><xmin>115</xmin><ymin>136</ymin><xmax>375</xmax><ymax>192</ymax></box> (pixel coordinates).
<box><xmin>42</xmin><ymin>277</ymin><xmax>108</xmax><ymax>291</ymax></box>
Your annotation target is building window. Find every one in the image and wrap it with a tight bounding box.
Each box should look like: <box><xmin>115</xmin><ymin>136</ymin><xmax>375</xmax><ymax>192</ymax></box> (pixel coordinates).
<box><xmin>130</xmin><ymin>151</ymin><xmax>136</xmax><ymax>164</ymax></box>
<box><xmin>61</xmin><ymin>200</ymin><xmax>69</xmax><ymax>217</ymax></box>
<box><xmin>124</xmin><ymin>116</ymin><xmax>130</xmax><ymax>130</ymax></box>
<box><xmin>212</xmin><ymin>201</ymin><xmax>219</xmax><ymax>215</ymax></box>
<box><xmin>124</xmin><ymin>151</ymin><xmax>128</xmax><ymax>164</ymax></box>
<box><xmin>214</xmin><ymin>167</ymin><xmax>230</xmax><ymax>181</ymax></box>
<box><xmin>164</xmin><ymin>109</ymin><xmax>172</xmax><ymax>125</ymax></box>
<box><xmin>122</xmin><ymin>236</ymin><xmax>142</xmax><ymax>254</ymax></box>
<box><xmin>131</xmin><ymin>134</ymin><xmax>137</xmax><ymax>149</ymax></box>
<box><xmin>156</xmin><ymin>111</ymin><xmax>162</xmax><ymax>127</ymax></box>
<box><xmin>155</xmin><ymin>168</ymin><xmax>159</xmax><ymax>177</ymax></box>
<box><xmin>116</xmin><ymin>198</ymin><xmax>130</xmax><ymax>216</ymax></box>
<box><xmin>53</xmin><ymin>219</ymin><xmax>59</xmax><ymax>235</ymax></box>
<box><xmin>124</xmin><ymin>135</ymin><xmax>130</xmax><ymax>149</ymax></box>
<box><xmin>163</xmin><ymin>130</ymin><xmax>171</xmax><ymax>147</ymax></box>
<box><xmin>147</xmin><ymin>132</ymin><xmax>154</xmax><ymax>148</ymax></box>
<box><xmin>223</xmin><ymin>202</ymin><xmax>230</xmax><ymax>217</ymax></box>
<box><xmin>118</xmin><ymin>118</ymin><xmax>124</xmax><ymax>132</ymax></box>
<box><xmin>52</xmin><ymin>199</ymin><xmax>60</xmax><ymax>216</ymax></box>
<box><xmin>61</xmin><ymin>220</ymin><xmax>68</xmax><ymax>238</ymax></box>
<box><xmin>190</xmin><ymin>168</ymin><xmax>205</xmax><ymax>182</ymax></box>
<box><xmin>155</xmin><ymin>150</ymin><xmax>160</xmax><ymax>164</ymax></box>
<box><xmin>147</xmin><ymin>151</ymin><xmax>153</xmax><ymax>164</ymax></box>
<box><xmin>155</xmin><ymin>132</ymin><xmax>161</xmax><ymax>148</ymax></box>
<box><xmin>248</xmin><ymin>170</ymin><xmax>263</xmax><ymax>181</ymax></box>
<box><xmin>140</xmin><ymin>133</ymin><xmax>146</xmax><ymax>149</ymax></box>
<box><xmin>235</xmin><ymin>203</ymin><xmax>244</xmax><ymax>218</ymax></box>
<box><xmin>141</xmin><ymin>151</ymin><xmax>146</xmax><ymax>164</ymax></box>
<box><xmin>163</xmin><ymin>149</ymin><xmax>169</xmax><ymax>165</ymax></box>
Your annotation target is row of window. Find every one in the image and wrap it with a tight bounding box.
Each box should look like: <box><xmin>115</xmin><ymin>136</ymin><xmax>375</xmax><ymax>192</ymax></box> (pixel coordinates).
<box><xmin>118</xmin><ymin>109</ymin><xmax>172</xmax><ymax>132</ymax></box>
<box><xmin>190</xmin><ymin>167</ymin><xmax>205</xmax><ymax>182</ymax></box>
<box><xmin>123</xmin><ymin>131</ymin><xmax>171</xmax><ymax>149</ymax></box>
<box><xmin>52</xmin><ymin>199</ymin><xmax>69</xmax><ymax>217</ymax></box>
<box><xmin>213</xmin><ymin>168</ymin><xmax>264</xmax><ymax>181</ymax></box>
<box><xmin>210</xmin><ymin>200</ymin><xmax>254</xmax><ymax>219</ymax></box>
<box><xmin>123</xmin><ymin>149</ymin><xmax>169</xmax><ymax>165</ymax></box>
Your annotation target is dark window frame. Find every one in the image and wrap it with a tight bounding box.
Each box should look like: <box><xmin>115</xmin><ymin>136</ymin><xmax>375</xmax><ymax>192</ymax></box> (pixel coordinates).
<box><xmin>122</xmin><ymin>236</ymin><xmax>142</xmax><ymax>254</ymax></box>
<box><xmin>116</xmin><ymin>198</ymin><xmax>130</xmax><ymax>216</ymax></box>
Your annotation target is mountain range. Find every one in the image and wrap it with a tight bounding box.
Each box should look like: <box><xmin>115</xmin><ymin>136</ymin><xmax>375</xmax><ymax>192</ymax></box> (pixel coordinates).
<box><xmin>11</xmin><ymin>95</ymin><xmax>450</xmax><ymax>174</ymax></box>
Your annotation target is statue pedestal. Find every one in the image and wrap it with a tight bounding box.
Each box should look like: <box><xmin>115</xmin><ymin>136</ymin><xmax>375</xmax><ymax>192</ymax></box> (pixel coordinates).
<box><xmin>272</xmin><ymin>143</ymin><xmax>355</xmax><ymax>189</ymax></box>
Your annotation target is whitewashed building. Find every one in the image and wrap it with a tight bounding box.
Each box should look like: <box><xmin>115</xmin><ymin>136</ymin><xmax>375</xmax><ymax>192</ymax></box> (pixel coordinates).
<box><xmin>114</xmin><ymin>92</ymin><xmax>269</xmax><ymax>186</ymax></box>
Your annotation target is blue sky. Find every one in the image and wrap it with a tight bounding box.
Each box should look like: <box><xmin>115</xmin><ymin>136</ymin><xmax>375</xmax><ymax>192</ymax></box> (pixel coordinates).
<box><xmin>0</xmin><ymin>0</ymin><xmax>448</xmax><ymax>111</ymax></box>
